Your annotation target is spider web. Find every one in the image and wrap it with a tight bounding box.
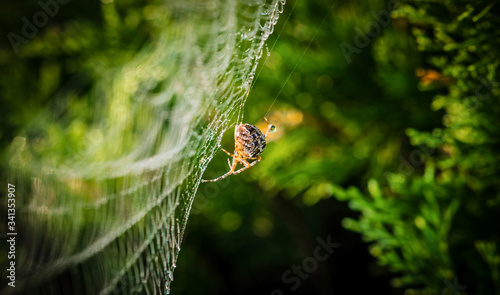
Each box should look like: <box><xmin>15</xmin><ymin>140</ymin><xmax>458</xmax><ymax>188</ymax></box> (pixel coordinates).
<box><xmin>2</xmin><ymin>0</ymin><xmax>285</xmax><ymax>293</ymax></box>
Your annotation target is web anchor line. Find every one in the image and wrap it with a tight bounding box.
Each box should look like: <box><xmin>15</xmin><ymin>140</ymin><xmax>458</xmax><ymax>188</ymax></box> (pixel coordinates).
<box><xmin>236</xmin><ymin>0</ymin><xmax>296</xmax><ymax>127</ymax></box>
<box><xmin>264</xmin><ymin>0</ymin><xmax>337</xmax><ymax>118</ymax></box>
<box><xmin>251</xmin><ymin>0</ymin><xmax>299</xmax><ymax>92</ymax></box>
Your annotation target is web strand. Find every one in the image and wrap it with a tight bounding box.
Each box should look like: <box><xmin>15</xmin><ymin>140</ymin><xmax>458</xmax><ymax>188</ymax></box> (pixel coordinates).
<box><xmin>4</xmin><ymin>1</ymin><xmax>288</xmax><ymax>294</ymax></box>
<box><xmin>264</xmin><ymin>1</ymin><xmax>337</xmax><ymax>118</ymax></box>
<box><xmin>251</xmin><ymin>0</ymin><xmax>300</xmax><ymax>93</ymax></box>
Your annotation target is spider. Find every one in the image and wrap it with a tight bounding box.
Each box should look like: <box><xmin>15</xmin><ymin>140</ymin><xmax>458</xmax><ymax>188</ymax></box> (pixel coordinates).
<box><xmin>202</xmin><ymin>117</ymin><xmax>276</xmax><ymax>183</ymax></box>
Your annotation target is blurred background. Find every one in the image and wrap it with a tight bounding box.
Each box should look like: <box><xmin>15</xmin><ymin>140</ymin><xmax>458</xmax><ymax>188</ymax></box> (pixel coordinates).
<box><xmin>2</xmin><ymin>0</ymin><xmax>500</xmax><ymax>294</ymax></box>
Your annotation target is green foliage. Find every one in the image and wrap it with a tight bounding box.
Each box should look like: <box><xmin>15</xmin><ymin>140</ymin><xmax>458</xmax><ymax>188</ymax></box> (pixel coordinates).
<box><xmin>336</xmin><ymin>167</ymin><xmax>462</xmax><ymax>291</ymax></box>
<box><xmin>330</xmin><ymin>0</ymin><xmax>500</xmax><ymax>293</ymax></box>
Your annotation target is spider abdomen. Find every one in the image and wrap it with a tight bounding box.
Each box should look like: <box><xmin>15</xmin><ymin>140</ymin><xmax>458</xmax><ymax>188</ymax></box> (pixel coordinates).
<box><xmin>201</xmin><ymin>117</ymin><xmax>275</xmax><ymax>183</ymax></box>
<box><xmin>235</xmin><ymin>123</ymin><xmax>266</xmax><ymax>158</ymax></box>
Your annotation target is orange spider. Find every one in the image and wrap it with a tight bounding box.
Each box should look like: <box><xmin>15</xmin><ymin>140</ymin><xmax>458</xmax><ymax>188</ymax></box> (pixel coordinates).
<box><xmin>202</xmin><ymin>117</ymin><xmax>276</xmax><ymax>183</ymax></box>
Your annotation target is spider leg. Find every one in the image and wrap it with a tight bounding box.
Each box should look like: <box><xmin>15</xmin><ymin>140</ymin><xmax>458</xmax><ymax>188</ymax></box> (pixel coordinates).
<box><xmin>232</xmin><ymin>156</ymin><xmax>261</xmax><ymax>175</ymax></box>
<box><xmin>221</xmin><ymin>148</ymin><xmax>235</xmax><ymax>157</ymax></box>
<box><xmin>202</xmin><ymin>155</ymin><xmax>239</xmax><ymax>183</ymax></box>
<box><xmin>236</xmin><ymin>158</ymin><xmax>249</xmax><ymax>168</ymax></box>
<box><xmin>201</xmin><ymin>148</ymin><xmax>241</xmax><ymax>182</ymax></box>
<box><xmin>264</xmin><ymin>117</ymin><xmax>272</xmax><ymax>137</ymax></box>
